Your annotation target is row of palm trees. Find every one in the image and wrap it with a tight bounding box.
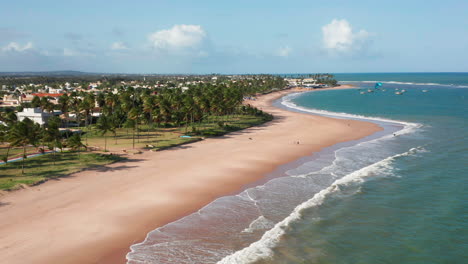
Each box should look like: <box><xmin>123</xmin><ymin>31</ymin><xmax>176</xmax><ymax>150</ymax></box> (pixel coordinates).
<box><xmin>0</xmin><ymin>116</ymin><xmax>85</xmax><ymax>174</ymax></box>
<box><xmin>23</xmin><ymin>76</ymin><xmax>284</xmax><ymax>146</ymax></box>
<box><xmin>1</xmin><ymin>76</ymin><xmax>286</xmax><ymax>172</ymax></box>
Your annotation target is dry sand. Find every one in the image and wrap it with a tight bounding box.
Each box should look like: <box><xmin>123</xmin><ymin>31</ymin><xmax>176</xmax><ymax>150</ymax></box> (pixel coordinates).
<box><xmin>0</xmin><ymin>86</ymin><xmax>381</xmax><ymax>264</ymax></box>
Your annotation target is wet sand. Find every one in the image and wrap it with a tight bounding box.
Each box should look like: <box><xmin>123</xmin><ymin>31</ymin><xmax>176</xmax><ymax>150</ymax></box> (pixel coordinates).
<box><xmin>0</xmin><ymin>85</ymin><xmax>382</xmax><ymax>264</ymax></box>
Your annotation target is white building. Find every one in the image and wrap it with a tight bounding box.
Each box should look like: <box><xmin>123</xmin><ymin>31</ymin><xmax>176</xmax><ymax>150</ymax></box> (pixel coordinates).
<box><xmin>17</xmin><ymin>108</ymin><xmax>53</xmax><ymax>125</ymax></box>
<box><xmin>302</xmin><ymin>78</ymin><xmax>317</xmax><ymax>88</ymax></box>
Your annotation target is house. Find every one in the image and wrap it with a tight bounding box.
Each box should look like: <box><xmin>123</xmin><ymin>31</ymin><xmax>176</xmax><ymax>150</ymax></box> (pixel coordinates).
<box><xmin>302</xmin><ymin>78</ymin><xmax>317</xmax><ymax>88</ymax></box>
<box><xmin>1</xmin><ymin>94</ymin><xmax>20</xmax><ymax>106</ymax></box>
<box><xmin>17</xmin><ymin>108</ymin><xmax>53</xmax><ymax>125</ymax></box>
<box><xmin>32</xmin><ymin>93</ymin><xmax>64</xmax><ymax>105</ymax></box>
<box><xmin>20</xmin><ymin>94</ymin><xmax>35</xmax><ymax>104</ymax></box>
<box><xmin>286</xmin><ymin>78</ymin><xmax>301</xmax><ymax>87</ymax></box>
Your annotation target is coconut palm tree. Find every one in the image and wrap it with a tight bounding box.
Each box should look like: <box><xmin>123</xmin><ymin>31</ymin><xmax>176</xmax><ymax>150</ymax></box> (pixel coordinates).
<box><xmin>66</xmin><ymin>133</ymin><xmax>86</xmax><ymax>158</ymax></box>
<box><xmin>0</xmin><ymin>124</ymin><xmax>11</xmax><ymax>163</ymax></box>
<box><xmin>9</xmin><ymin>118</ymin><xmax>41</xmax><ymax>174</ymax></box>
<box><xmin>43</xmin><ymin>117</ymin><xmax>62</xmax><ymax>166</ymax></box>
<box><xmin>95</xmin><ymin>115</ymin><xmax>114</xmax><ymax>152</ymax></box>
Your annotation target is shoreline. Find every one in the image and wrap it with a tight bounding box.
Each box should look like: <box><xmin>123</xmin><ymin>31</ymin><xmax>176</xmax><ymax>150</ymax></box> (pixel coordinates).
<box><xmin>0</xmin><ymin>85</ymin><xmax>381</xmax><ymax>264</ymax></box>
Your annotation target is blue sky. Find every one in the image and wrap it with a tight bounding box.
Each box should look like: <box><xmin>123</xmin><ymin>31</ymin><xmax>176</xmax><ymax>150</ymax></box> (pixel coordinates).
<box><xmin>1</xmin><ymin>0</ymin><xmax>467</xmax><ymax>73</ymax></box>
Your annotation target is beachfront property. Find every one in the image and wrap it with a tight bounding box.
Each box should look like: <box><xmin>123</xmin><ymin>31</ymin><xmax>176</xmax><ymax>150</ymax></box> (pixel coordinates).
<box><xmin>286</xmin><ymin>78</ymin><xmax>301</xmax><ymax>87</ymax></box>
<box><xmin>285</xmin><ymin>78</ymin><xmax>327</xmax><ymax>88</ymax></box>
<box><xmin>302</xmin><ymin>78</ymin><xmax>318</xmax><ymax>88</ymax></box>
<box><xmin>16</xmin><ymin>107</ymin><xmax>53</xmax><ymax>125</ymax></box>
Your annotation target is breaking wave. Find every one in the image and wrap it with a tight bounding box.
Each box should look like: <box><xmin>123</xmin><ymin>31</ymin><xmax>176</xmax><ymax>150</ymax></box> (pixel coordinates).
<box><xmin>218</xmin><ymin>146</ymin><xmax>426</xmax><ymax>264</ymax></box>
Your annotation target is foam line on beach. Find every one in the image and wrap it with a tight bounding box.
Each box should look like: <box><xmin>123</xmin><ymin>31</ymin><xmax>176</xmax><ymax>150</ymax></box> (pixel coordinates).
<box><xmin>280</xmin><ymin>92</ymin><xmax>421</xmax><ymax>137</ymax></box>
<box><xmin>217</xmin><ymin>146</ymin><xmax>426</xmax><ymax>264</ymax></box>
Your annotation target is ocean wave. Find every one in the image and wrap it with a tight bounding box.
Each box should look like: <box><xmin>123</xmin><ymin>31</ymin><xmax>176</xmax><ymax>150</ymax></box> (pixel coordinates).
<box><xmin>339</xmin><ymin>80</ymin><xmax>468</xmax><ymax>88</ymax></box>
<box><xmin>241</xmin><ymin>216</ymin><xmax>275</xmax><ymax>233</ymax></box>
<box><xmin>217</xmin><ymin>146</ymin><xmax>425</xmax><ymax>264</ymax></box>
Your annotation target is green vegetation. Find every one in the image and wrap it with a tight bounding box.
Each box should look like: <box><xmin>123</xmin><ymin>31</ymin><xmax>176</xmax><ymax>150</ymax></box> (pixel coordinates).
<box><xmin>303</xmin><ymin>73</ymin><xmax>338</xmax><ymax>86</ymax></box>
<box><xmin>0</xmin><ymin>75</ymin><xmax>283</xmax><ymax>190</ymax></box>
<box><xmin>0</xmin><ymin>114</ymin><xmax>270</xmax><ymax>190</ymax></box>
<box><xmin>0</xmin><ymin>152</ymin><xmax>123</xmax><ymax>190</ymax></box>
<box><xmin>79</xmin><ymin>113</ymin><xmax>271</xmax><ymax>151</ymax></box>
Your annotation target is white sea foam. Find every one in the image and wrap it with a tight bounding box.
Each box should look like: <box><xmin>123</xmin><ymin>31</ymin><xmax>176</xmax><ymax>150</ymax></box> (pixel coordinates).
<box><xmin>241</xmin><ymin>216</ymin><xmax>275</xmax><ymax>233</ymax></box>
<box><xmin>217</xmin><ymin>146</ymin><xmax>425</xmax><ymax>264</ymax></box>
<box><xmin>280</xmin><ymin>93</ymin><xmax>422</xmax><ymax>137</ymax></box>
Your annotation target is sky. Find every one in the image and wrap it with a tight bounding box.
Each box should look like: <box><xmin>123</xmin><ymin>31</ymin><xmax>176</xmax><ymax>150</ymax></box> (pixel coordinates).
<box><xmin>0</xmin><ymin>0</ymin><xmax>467</xmax><ymax>74</ymax></box>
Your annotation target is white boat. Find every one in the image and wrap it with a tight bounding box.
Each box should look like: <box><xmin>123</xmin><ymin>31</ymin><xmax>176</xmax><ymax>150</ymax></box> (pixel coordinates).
<box><xmin>422</xmin><ymin>90</ymin><xmax>428</xmax><ymax>92</ymax></box>
<box><xmin>395</xmin><ymin>91</ymin><xmax>402</xmax><ymax>95</ymax></box>
<box><xmin>360</xmin><ymin>91</ymin><xmax>366</xmax><ymax>94</ymax></box>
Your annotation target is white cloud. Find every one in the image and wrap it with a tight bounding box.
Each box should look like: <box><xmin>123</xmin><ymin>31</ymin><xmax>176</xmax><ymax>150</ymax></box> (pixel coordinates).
<box><xmin>148</xmin><ymin>24</ymin><xmax>207</xmax><ymax>52</ymax></box>
<box><xmin>1</xmin><ymin>42</ymin><xmax>33</xmax><ymax>52</ymax></box>
<box><xmin>276</xmin><ymin>46</ymin><xmax>292</xmax><ymax>57</ymax></box>
<box><xmin>110</xmin><ymin>41</ymin><xmax>128</xmax><ymax>50</ymax></box>
<box><xmin>322</xmin><ymin>19</ymin><xmax>369</xmax><ymax>54</ymax></box>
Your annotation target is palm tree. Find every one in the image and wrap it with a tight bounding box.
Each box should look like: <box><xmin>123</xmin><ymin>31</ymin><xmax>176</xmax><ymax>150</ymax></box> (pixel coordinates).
<box><xmin>31</xmin><ymin>96</ymin><xmax>41</xmax><ymax>108</ymax></box>
<box><xmin>43</xmin><ymin>117</ymin><xmax>62</xmax><ymax>166</ymax></box>
<box><xmin>58</xmin><ymin>94</ymin><xmax>70</xmax><ymax>127</ymax></box>
<box><xmin>80</xmin><ymin>94</ymin><xmax>94</xmax><ymax>144</ymax></box>
<box><xmin>95</xmin><ymin>115</ymin><xmax>114</xmax><ymax>152</ymax></box>
<box><xmin>67</xmin><ymin>134</ymin><xmax>86</xmax><ymax>158</ymax></box>
<box><xmin>9</xmin><ymin>118</ymin><xmax>41</xmax><ymax>174</ymax></box>
<box><xmin>0</xmin><ymin>124</ymin><xmax>11</xmax><ymax>163</ymax></box>
<box><xmin>127</xmin><ymin>108</ymin><xmax>141</xmax><ymax>149</ymax></box>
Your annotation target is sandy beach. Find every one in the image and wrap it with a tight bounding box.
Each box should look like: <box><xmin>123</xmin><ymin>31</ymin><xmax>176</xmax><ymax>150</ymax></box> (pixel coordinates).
<box><xmin>0</xmin><ymin>86</ymin><xmax>382</xmax><ymax>264</ymax></box>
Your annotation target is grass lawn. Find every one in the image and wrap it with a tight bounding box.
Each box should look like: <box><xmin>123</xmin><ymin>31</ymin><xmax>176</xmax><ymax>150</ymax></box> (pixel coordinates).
<box><xmin>0</xmin><ymin>152</ymin><xmax>124</xmax><ymax>190</ymax></box>
<box><xmin>0</xmin><ymin>145</ymin><xmax>38</xmax><ymax>160</ymax></box>
<box><xmin>0</xmin><ymin>114</ymin><xmax>271</xmax><ymax>190</ymax></box>
<box><xmin>80</xmin><ymin>114</ymin><xmax>271</xmax><ymax>151</ymax></box>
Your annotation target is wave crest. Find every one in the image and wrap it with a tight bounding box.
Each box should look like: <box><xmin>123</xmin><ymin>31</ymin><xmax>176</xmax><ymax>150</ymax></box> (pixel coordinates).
<box><xmin>217</xmin><ymin>146</ymin><xmax>425</xmax><ymax>264</ymax></box>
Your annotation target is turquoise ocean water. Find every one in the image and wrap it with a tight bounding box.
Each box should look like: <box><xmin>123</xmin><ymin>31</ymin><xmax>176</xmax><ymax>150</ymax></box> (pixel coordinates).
<box><xmin>127</xmin><ymin>73</ymin><xmax>467</xmax><ymax>264</ymax></box>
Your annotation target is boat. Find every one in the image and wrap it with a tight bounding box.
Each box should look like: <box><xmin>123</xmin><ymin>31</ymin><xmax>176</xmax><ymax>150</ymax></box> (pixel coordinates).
<box><xmin>395</xmin><ymin>91</ymin><xmax>402</xmax><ymax>95</ymax></box>
<box><xmin>422</xmin><ymin>90</ymin><xmax>428</xmax><ymax>92</ymax></box>
<box><xmin>367</xmin><ymin>89</ymin><xmax>374</xmax><ymax>93</ymax></box>
<box><xmin>360</xmin><ymin>91</ymin><xmax>366</xmax><ymax>94</ymax></box>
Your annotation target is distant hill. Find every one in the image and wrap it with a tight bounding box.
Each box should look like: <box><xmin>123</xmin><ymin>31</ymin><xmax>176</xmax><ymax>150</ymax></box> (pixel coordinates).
<box><xmin>0</xmin><ymin>71</ymin><xmax>108</xmax><ymax>77</ymax></box>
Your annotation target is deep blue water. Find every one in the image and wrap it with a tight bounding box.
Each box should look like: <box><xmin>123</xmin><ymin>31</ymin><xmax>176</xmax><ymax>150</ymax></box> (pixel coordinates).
<box><xmin>335</xmin><ymin>72</ymin><xmax>468</xmax><ymax>87</ymax></box>
<box><xmin>262</xmin><ymin>76</ymin><xmax>468</xmax><ymax>263</ymax></box>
